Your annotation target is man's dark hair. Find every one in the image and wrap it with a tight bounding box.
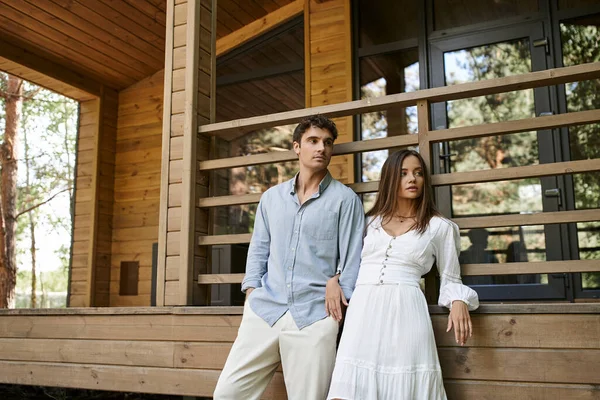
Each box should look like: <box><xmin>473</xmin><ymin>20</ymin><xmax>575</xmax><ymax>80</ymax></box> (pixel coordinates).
<box><xmin>292</xmin><ymin>115</ymin><xmax>338</xmax><ymax>144</ymax></box>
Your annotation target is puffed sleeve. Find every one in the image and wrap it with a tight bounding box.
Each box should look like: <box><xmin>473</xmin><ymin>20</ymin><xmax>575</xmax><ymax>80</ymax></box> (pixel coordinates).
<box><xmin>433</xmin><ymin>218</ymin><xmax>479</xmax><ymax>311</ymax></box>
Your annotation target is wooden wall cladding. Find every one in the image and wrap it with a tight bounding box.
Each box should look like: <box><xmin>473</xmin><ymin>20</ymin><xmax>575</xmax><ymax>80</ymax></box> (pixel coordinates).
<box><xmin>0</xmin><ymin>310</ymin><xmax>597</xmax><ymax>399</ymax></box>
<box><xmin>110</xmin><ymin>70</ymin><xmax>164</xmax><ymax>307</ymax></box>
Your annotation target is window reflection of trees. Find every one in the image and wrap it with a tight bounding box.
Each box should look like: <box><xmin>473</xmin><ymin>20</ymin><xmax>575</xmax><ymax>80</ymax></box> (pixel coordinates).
<box><xmin>561</xmin><ymin>16</ymin><xmax>600</xmax><ymax>289</ymax></box>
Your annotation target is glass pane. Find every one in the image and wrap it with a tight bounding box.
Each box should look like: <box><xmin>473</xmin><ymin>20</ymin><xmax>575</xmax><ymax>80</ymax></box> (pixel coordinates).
<box><xmin>577</xmin><ymin>222</ymin><xmax>600</xmax><ymax>290</ymax></box>
<box><xmin>434</xmin><ymin>0</ymin><xmax>538</xmax><ymax>31</ymax></box>
<box><xmin>442</xmin><ymin>40</ymin><xmax>542</xmax><ymax>219</ymax></box>
<box><xmin>461</xmin><ymin>225</ymin><xmax>548</xmax><ymax>286</ymax></box>
<box><xmin>358</xmin><ymin>0</ymin><xmax>418</xmax><ymax>47</ymax></box>
<box><xmin>359</xmin><ymin>50</ymin><xmax>419</xmax><ymax>182</ymax></box>
<box><xmin>561</xmin><ymin>15</ymin><xmax>600</xmax><ymax>210</ymax></box>
<box><xmin>561</xmin><ymin>14</ymin><xmax>600</xmax><ymax>292</ymax></box>
<box><xmin>444</xmin><ymin>40</ymin><xmax>537</xmax><ymax>174</ymax></box>
<box><xmin>452</xmin><ymin>179</ymin><xmax>543</xmax><ymax>217</ymax></box>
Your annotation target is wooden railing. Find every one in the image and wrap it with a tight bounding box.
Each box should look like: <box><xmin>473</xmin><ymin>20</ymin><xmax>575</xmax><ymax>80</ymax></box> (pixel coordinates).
<box><xmin>194</xmin><ymin>62</ymin><xmax>600</xmax><ymax>286</ymax></box>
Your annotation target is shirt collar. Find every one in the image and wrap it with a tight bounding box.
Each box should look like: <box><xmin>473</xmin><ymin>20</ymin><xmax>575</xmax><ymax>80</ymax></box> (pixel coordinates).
<box><xmin>289</xmin><ymin>170</ymin><xmax>332</xmax><ymax>196</ymax></box>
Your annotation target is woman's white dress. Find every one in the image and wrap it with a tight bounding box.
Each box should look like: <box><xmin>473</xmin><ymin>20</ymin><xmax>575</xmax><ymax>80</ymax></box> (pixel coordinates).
<box><xmin>327</xmin><ymin>216</ymin><xmax>479</xmax><ymax>400</ymax></box>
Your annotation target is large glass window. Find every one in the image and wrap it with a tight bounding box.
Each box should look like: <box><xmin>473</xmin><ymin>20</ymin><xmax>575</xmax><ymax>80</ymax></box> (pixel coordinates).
<box><xmin>560</xmin><ymin>13</ymin><xmax>600</xmax><ymax>294</ymax></box>
<box><xmin>433</xmin><ymin>0</ymin><xmax>538</xmax><ymax>31</ymax></box>
<box><xmin>357</xmin><ymin>0</ymin><xmax>418</xmax><ymax>46</ymax></box>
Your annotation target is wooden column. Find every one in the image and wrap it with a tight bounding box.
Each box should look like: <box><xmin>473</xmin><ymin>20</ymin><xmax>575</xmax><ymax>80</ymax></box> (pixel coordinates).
<box><xmin>70</xmin><ymin>88</ymin><xmax>117</xmax><ymax>307</ymax></box>
<box><xmin>157</xmin><ymin>0</ymin><xmax>214</xmax><ymax>306</ymax></box>
<box><xmin>305</xmin><ymin>0</ymin><xmax>354</xmax><ymax>183</ymax></box>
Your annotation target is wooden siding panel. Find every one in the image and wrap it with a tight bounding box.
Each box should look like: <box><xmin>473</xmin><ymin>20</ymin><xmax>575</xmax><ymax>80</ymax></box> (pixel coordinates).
<box><xmin>111</xmin><ymin>72</ymin><xmax>164</xmax><ymax>307</ymax></box>
<box><xmin>307</xmin><ymin>0</ymin><xmax>353</xmax><ymax>183</ymax></box>
<box><xmin>0</xmin><ymin>311</ymin><xmax>598</xmax><ymax>398</ymax></box>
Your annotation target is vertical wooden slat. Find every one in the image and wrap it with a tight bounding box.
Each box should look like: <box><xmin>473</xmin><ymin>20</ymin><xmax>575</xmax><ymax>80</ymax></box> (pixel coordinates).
<box><xmin>417</xmin><ymin>99</ymin><xmax>438</xmax><ymax>304</ymax></box>
<box><xmin>304</xmin><ymin>0</ymin><xmax>311</xmax><ymax>108</ymax></box>
<box><xmin>417</xmin><ymin>99</ymin><xmax>431</xmax><ymax>168</ymax></box>
<box><xmin>85</xmin><ymin>95</ymin><xmax>102</xmax><ymax>307</ymax></box>
<box><xmin>157</xmin><ymin>0</ymin><xmax>176</xmax><ymax>307</ymax></box>
<box><xmin>180</xmin><ymin>0</ymin><xmax>202</xmax><ymax>305</ymax></box>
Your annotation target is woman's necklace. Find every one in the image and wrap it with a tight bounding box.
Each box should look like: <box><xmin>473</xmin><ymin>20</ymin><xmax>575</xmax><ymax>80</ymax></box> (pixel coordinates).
<box><xmin>394</xmin><ymin>214</ymin><xmax>416</xmax><ymax>223</ymax></box>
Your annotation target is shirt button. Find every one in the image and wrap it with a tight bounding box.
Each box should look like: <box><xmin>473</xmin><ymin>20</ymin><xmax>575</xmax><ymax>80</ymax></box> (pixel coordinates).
<box><xmin>288</xmin><ymin>266</ymin><xmax>292</xmax><ymax>270</ymax></box>
<box><xmin>287</xmin><ymin>284</ymin><xmax>291</xmax><ymax>288</ymax></box>
<box><xmin>291</xmin><ymin>248</ymin><xmax>295</xmax><ymax>252</ymax></box>
<box><xmin>380</xmin><ymin>280</ymin><xmax>383</xmax><ymax>283</ymax></box>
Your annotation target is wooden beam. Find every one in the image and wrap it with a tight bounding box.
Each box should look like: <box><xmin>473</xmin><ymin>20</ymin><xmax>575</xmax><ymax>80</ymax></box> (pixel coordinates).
<box><xmin>215</xmin><ymin>0</ymin><xmax>304</xmax><ymax>57</ymax></box>
<box><xmin>198</xmin><ymin>233</ymin><xmax>252</xmax><ymax>246</ymax></box>
<box><xmin>198</xmin><ymin>62</ymin><xmax>600</xmax><ymax>137</ymax></box>
<box><xmin>0</xmin><ymin>37</ymin><xmax>102</xmax><ymax>96</ymax></box>
<box><xmin>428</xmin><ymin>108</ymin><xmax>600</xmax><ymax>143</ymax></box>
<box><xmin>432</xmin><ymin>158</ymin><xmax>600</xmax><ymax>186</ymax></box>
<box><xmin>462</xmin><ymin>259</ymin><xmax>600</xmax><ymax>276</ymax></box>
<box><xmin>197</xmin><ymin>273</ymin><xmax>245</xmax><ymax>284</ymax></box>
<box><xmin>0</xmin><ymin>303</ymin><xmax>597</xmax><ymax>317</ymax></box>
<box><xmin>454</xmin><ymin>208</ymin><xmax>600</xmax><ymax>229</ymax></box>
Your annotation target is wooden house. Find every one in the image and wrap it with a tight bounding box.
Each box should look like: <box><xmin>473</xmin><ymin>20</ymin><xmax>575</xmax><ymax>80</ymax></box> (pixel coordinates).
<box><xmin>0</xmin><ymin>0</ymin><xmax>599</xmax><ymax>398</ymax></box>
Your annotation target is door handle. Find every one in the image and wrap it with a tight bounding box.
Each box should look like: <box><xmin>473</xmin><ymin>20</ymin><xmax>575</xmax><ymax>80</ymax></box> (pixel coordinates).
<box><xmin>544</xmin><ymin>188</ymin><xmax>562</xmax><ymax>207</ymax></box>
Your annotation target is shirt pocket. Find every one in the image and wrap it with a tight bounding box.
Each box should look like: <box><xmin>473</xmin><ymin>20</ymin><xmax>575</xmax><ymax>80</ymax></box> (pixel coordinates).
<box><xmin>303</xmin><ymin>210</ymin><xmax>338</xmax><ymax>240</ymax></box>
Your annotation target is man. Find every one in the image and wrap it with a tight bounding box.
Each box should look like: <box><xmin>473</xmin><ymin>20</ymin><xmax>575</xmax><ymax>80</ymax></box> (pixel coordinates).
<box><xmin>460</xmin><ymin>228</ymin><xmax>498</xmax><ymax>285</ymax></box>
<box><xmin>214</xmin><ymin>115</ymin><xmax>364</xmax><ymax>400</ymax></box>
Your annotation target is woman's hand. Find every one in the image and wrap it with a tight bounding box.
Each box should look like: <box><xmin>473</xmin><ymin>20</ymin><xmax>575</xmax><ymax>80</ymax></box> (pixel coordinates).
<box><xmin>325</xmin><ymin>275</ymin><xmax>348</xmax><ymax>322</ymax></box>
<box><xmin>447</xmin><ymin>300</ymin><xmax>473</xmax><ymax>346</ymax></box>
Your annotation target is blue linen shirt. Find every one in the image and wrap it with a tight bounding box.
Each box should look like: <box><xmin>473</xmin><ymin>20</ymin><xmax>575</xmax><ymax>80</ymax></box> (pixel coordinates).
<box><xmin>242</xmin><ymin>171</ymin><xmax>365</xmax><ymax>329</ymax></box>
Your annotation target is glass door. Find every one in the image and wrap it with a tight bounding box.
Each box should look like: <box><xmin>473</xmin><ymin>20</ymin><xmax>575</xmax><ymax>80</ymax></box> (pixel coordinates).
<box><xmin>429</xmin><ymin>22</ymin><xmax>567</xmax><ymax>300</ymax></box>
<box><xmin>557</xmin><ymin>12</ymin><xmax>600</xmax><ymax>299</ymax></box>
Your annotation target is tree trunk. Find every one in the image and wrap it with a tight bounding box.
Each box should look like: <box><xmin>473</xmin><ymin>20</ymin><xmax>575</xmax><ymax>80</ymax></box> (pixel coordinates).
<box><xmin>0</xmin><ymin>75</ymin><xmax>22</xmax><ymax>308</ymax></box>
<box><xmin>29</xmin><ymin>215</ymin><xmax>37</xmax><ymax>308</ymax></box>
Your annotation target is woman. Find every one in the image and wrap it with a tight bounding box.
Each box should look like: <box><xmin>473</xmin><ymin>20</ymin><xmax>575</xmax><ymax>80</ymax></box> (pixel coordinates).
<box><xmin>326</xmin><ymin>150</ymin><xmax>479</xmax><ymax>400</ymax></box>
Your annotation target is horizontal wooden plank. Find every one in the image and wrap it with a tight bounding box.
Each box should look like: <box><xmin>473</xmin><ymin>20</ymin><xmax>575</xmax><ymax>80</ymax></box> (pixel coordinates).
<box><xmin>198</xmin><ymin>134</ymin><xmax>418</xmax><ymax>171</ymax></box>
<box><xmin>439</xmin><ymin>347</ymin><xmax>600</xmax><ymax>384</ymax></box>
<box><xmin>198</xmin><ymin>233</ymin><xmax>252</xmax><ymax>246</ymax></box>
<box><xmin>0</xmin><ymin>361</ymin><xmax>286</xmax><ymax>398</ymax></box>
<box><xmin>0</xmin><ymin>303</ymin><xmax>598</xmax><ymax>317</ymax></box>
<box><xmin>0</xmin><ymin>338</ymin><xmax>173</xmax><ymax>368</ymax></box>
<box><xmin>432</xmin><ymin>158</ymin><xmax>600</xmax><ymax>186</ymax></box>
<box><xmin>432</xmin><ymin>314</ymin><xmax>600</xmax><ymax>349</ymax></box>
<box><xmin>454</xmin><ymin>208</ymin><xmax>600</xmax><ymax>229</ymax></box>
<box><xmin>197</xmin><ymin>273</ymin><xmax>245</xmax><ymax>284</ymax></box>
<box><xmin>198</xmin><ymin>62</ymin><xmax>600</xmax><ymax>137</ymax></box>
<box><xmin>461</xmin><ymin>259</ymin><xmax>600</xmax><ymax>276</ymax></box>
<box><xmin>444</xmin><ymin>380</ymin><xmax>600</xmax><ymax>400</ymax></box>
<box><xmin>216</xmin><ymin>0</ymin><xmax>304</xmax><ymax>56</ymax></box>
<box><xmin>429</xmin><ymin>108</ymin><xmax>600</xmax><ymax>143</ymax></box>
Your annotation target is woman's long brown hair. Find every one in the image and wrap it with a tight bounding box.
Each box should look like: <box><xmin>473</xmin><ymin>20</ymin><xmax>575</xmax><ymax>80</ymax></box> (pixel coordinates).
<box><xmin>366</xmin><ymin>150</ymin><xmax>439</xmax><ymax>234</ymax></box>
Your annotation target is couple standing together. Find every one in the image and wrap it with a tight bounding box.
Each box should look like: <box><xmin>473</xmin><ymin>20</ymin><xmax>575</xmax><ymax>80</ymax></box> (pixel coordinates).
<box><xmin>214</xmin><ymin>115</ymin><xmax>479</xmax><ymax>400</ymax></box>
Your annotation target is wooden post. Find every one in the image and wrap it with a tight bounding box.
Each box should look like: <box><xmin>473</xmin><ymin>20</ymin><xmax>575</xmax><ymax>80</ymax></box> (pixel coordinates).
<box><xmin>417</xmin><ymin>99</ymin><xmax>439</xmax><ymax>304</ymax></box>
<box><xmin>305</xmin><ymin>0</ymin><xmax>354</xmax><ymax>183</ymax></box>
<box><xmin>157</xmin><ymin>0</ymin><xmax>213</xmax><ymax>306</ymax></box>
